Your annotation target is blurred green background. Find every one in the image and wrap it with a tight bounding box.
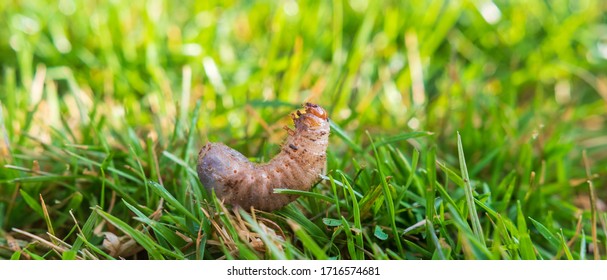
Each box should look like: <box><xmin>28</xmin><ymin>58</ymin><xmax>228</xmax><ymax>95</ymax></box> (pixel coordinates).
<box><xmin>1</xmin><ymin>0</ymin><xmax>605</xmax><ymax>132</ymax></box>
<box><xmin>1</xmin><ymin>0</ymin><xmax>606</xmax><ymax>259</ymax></box>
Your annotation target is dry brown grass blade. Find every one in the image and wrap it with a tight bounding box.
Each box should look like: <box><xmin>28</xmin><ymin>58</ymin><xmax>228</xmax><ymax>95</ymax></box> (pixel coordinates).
<box><xmin>600</xmin><ymin>213</ymin><xmax>607</xmax><ymax>255</ymax></box>
<box><xmin>4</xmin><ymin>233</ymin><xmax>30</xmax><ymax>259</ymax></box>
<box><xmin>233</xmin><ymin>208</ymin><xmax>265</xmax><ymax>252</ymax></box>
<box><xmin>554</xmin><ymin>212</ymin><xmax>583</xmax><ymax>260</ymax></box>
<box><xmin>583</xmin><ymin>150</ymin><xmax>600</xmax><ymax>260</ymax></box>
<box><xmin>45</xmin><ymin>232</ymin><xmax>91</xmax><ymax>260</ymax></box>
<box><xmin>39</xmin><ymin>194</ymin><xmax>56</xmax><ymax>239</ymax></box>
<box><xmin>11</xmin><ymin>228</ymin><xmax>72</xmax><ymax>258</ymax></box>
<box><xmin>587</xmin><ymin>180</ymin><xmax>599</xmax><ymax>260</ymax></box>
<box><xmin>257</xmin><ymin>216</ymin><xmax>287</xmax><ymax>242</ymax></box>
<box><xmin>200</xmin><ymin>205</ymin><xmax>238</xmax><ymax>254</ymax></box>
<box><xmin>200</xmin><ymin>202</ymin><xmax>286</xmax><ymax>258</ymax></box>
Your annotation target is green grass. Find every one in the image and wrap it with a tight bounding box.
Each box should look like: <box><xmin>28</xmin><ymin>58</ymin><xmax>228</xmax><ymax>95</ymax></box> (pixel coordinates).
<box><xmin>1</xmin><ymin>0</ymin><xmax>606</xmax><ymax>260</ymax></box>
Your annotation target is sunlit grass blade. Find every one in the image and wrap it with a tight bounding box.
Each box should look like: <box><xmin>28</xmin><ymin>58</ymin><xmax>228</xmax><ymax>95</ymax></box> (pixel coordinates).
<box><xmin>273</xmin><ymin>189</ymin><xmax>334</xmax><ymax>204</ymax></box>
<box><xmin>426</xmin><ymin>219</ymin><xmax>445</xmax><ymax>260</ymax></box>
<box><xmin>68</xmin><ymin>210</ymin><xmax>99</xmax><ymax>259</ymax></box>
<box><xmin>278</xmin><ymin>204</ymin><xmax>328</xmax><ymax>244</ymax></box>
<box><xmin>148</xmin><ymin>180</ymin><xmax>198</xmax><ymax>222</ymax></box>
<box><xmin>426</xmin><ymin>145</ymin><xmax>437</xmax><ymax>223</ymax></box>
<box><xmin>367</xmin><ymin>131</ymin><xmax>403</xmax><ymax>254</ymax></box>
<box><xmin>339</xmin><ymin>172</ymin><xmax>364</xmax><ymax>259</ymax></box>
<box><xmin>340</xmin><ymin>216</ymin><xmax>358</xmax><ymax>259</ymax></box>
<box><xmin>445</xmin><ymin>204</ymin><xmax>491</xmax><ymax>259</ymax></box>
<box><xmin>456</xmin><ymin>132</ymin><xmax>486</xmax><ymax>248</ymax></box>
<box><xmin>123</xmin><ymin>200</ymin><xmax>187</xmax><ymax>254</ymax></box>
<box><xmin>287</xmin><ymin>219</ymin><xmax>328</xmax><ymax>260</ymax></box>
<box><xmin>95</xmin><ymin>207</ymin><xmax>165</xmax><ymax>260</ymax></box>
<box><xmin>516</xmin><ymin>201</ymin><xmax>537</xmax><ymax>260</ymax></box>
<box><xmin>580</xmin><ymin>230</ymin><xmax>587</xmax><ymax>260</ymax></box>
<box><xmin>529</xmin><ymin>217</ymin><xmax>560</xmax><ymax>250</ymax></box>
<box><xmin>558</xmin><ymin>229</ymin><xmax>573</xmax><ymax>260</ymax></box>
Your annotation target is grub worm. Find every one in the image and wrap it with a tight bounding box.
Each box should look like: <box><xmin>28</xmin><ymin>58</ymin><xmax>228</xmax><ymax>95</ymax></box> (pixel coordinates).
<box><xmin>197</xmin><ymin>103</ymin><xmax>330</xmax><ymax>211</ymax></box>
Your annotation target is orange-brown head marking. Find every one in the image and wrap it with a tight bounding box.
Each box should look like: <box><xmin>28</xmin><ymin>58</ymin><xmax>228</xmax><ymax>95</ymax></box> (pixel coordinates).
<box><xmin>305</xmin><ymin>103</ymin><xmax>328</xmax><ymax>120</ymax></box>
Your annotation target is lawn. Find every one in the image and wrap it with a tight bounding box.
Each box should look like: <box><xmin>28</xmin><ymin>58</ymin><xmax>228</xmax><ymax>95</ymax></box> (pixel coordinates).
<box><xmin>0</xmin><ymin>0</ymin><xmax>606</xmax><ymax>260</ymax></box>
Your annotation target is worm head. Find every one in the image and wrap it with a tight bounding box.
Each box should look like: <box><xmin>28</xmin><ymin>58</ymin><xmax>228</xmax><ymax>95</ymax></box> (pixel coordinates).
<box><xmin>294</xmin><ymin>103</ymin><xmax>329</xmax><ymax>129</ymax></box>
<box><xmin>305</xmin><ymin>103</ymin><xmax>328</xmax><ymax>120</ymax></box>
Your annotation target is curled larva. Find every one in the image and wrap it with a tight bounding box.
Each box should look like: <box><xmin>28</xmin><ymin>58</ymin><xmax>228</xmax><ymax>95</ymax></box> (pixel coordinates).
<box><xmin>197</xmin><ymin>103</ymin><xmax>330</xmax><ymax>211</ymax></box>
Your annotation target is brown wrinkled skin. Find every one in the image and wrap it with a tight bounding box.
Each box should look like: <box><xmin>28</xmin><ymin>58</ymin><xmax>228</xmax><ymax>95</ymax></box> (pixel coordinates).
<box><xmin>197</xmin><ymin>103</ymin><xmax>330</xmax><ymax>211</ymax></box>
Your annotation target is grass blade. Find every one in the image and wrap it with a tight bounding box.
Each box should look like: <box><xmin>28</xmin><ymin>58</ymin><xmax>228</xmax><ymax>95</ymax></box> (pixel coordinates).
<box><xmin>367</xmin><ymin>131</ymin><xmax>403</xmax><ymax>254</ymax></box>
<box><xmin>456</xmin><ymin>132</ymin><xmax>486</xmax><ymax>247</ymax></box>
<box><xmin>287</xmin><ymin>219</ymin><xmax>328</xmax><ymax>260</ymax></box>
<box><xmin>516</xmin><ymin>201</ymin><xmax>536</xmax><ymax>260</ymax></box>
<box><xmin>19</xmin><ymin>189</ymin><xmax>44</xmax><ymax>218</ymax></box>
<box><xmin>95</xmin><ymin>207</ymin><xmax>165</xmax><ymax>260</ymax></box>
<box><xmin>147</xmin><ymin>180</ymin><xmax>198</xmax><ymax>222</ymax></box>
<box><xmin>529</xmin><ymin>217</ymin><xmax>560</xmax><ymax>250</ymax></box>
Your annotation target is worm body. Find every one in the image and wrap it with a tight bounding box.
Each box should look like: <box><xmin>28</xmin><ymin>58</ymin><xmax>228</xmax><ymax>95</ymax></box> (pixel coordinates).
<box><xmin>197</xmin><ymin>103</ymin><xmax>330</xmax><ymax>211</ymax></box>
